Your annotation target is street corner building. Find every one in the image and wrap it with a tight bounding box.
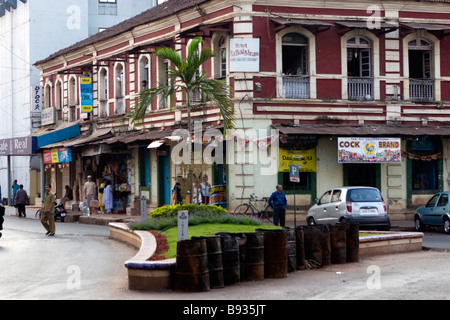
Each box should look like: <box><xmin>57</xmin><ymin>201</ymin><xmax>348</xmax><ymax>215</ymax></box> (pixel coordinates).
<box><xmin>32</xmin><ymin>0</ymin><xmax>450</xmax><ymax>217</ymax></box>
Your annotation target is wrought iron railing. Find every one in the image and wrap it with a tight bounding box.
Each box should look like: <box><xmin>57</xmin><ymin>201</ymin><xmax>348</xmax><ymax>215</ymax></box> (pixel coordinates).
<box><xmin>348</xmin><ymin>77</ymin><xmax>374</xmax><ymax>101</ymax></box>
<box><xmin>409</xmin><ymin>79</ymin><xmax>434</xmax><ymax>102</ymax></box>
<box><xmin>282</xmin><ymin>76</ymin><xmax>310</xmax><ymax>99</ymax></box>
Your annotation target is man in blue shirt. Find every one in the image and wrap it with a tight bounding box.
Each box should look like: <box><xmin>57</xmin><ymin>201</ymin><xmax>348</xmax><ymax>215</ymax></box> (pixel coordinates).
<box><xmin>268</xmin><ymin>184</ymin><xmax>287</xmax><ymax>227</ymax></box>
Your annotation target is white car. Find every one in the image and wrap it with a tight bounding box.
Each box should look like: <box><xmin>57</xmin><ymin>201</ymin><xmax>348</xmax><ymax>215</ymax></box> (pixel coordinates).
<box><xmin>306</xmin><ymin>187</ymin><xmax>390</xmax><ymax>230</ymax></box>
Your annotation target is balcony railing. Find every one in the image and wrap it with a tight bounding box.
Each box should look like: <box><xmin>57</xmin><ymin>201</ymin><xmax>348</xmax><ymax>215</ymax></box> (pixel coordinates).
<box><xmin>282</xmin><ymin>76</ymin><xmax>310</xmax><ymax>99</ymax></box>
<box><xmin>348</xmin><ymin>77</ymin><xmax>374</xmax><ymax>101</ymax></box>
<box><xmin>409</xmin><ymin>79</ymin><xmax>434</xmax><ymax>102</ymax></box>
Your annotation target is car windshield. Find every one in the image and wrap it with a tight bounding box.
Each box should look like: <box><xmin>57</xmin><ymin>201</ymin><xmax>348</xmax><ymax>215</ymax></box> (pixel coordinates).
<box><xmin>347</xmin><ymin>188</ymin><xmax>382</xmax><ymax>202</ymax></box>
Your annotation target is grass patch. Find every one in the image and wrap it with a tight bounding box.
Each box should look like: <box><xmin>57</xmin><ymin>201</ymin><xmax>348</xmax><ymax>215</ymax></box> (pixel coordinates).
<box><xmin>159</xmin><ymin>223</ymin><xmax>280</xmax><ymax>259</ymax></box>
<box><xmin>359</xmin><ymin>233</ymin><xmax>383</xmax><ymax>237</ymax></box>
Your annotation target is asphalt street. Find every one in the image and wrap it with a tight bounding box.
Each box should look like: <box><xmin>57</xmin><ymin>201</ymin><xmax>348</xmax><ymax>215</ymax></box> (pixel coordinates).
<box><xmin>2</xmin><ymin>208</ymin><xmax>450</xmax><ymax>301</ymax></box>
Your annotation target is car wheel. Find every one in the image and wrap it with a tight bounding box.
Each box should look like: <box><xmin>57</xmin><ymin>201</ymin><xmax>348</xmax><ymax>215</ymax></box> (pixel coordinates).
<box><xmin>307</xmin><ymin>217</ymin><xmax>316</xmax><ymax>226</ymax></box>
<box><xmin>444</xmin><ymin>217</ymin><xmax>450</xmax><ymax>235</ymax></box>
<box><xmin>415</xmin><ymin>216</ymin><xmax>424</xmax><ymax>232</ymax></box>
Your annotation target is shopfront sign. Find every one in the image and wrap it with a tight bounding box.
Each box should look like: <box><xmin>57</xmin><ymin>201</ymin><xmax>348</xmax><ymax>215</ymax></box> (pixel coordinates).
<box><xmin>31</xmin><ymin>85</ymin><xmax>42</xmax><ymax>116</ymax></box>
<box><xmin>80</xmin><ymin>77</ymin><xmax>93</xmax><ymax>113</ymax></box>
<box><xmin>0</xmin><ymin>137</ymin><xmax>37</xmax><ymax>156</ymax></box>
<box><xmin>41</xmin><ymin>107</ymin><xmax>56</xmax><ymax>126</ymax></box>
<box><xmin>338</xmin><ymin>138</ymin><xmax>401</xmax><ymax>163</ymax></box>
<box><xmin>43</xmin><ymin>148</ymin><xmax>72</xmax><ymax>164</ymax></box>
<box><xmin>230</xmin><ymin>38</ymin><xmax>260</xmax><ymax>72</ymax></box>
<box><xmin>279</xmin><ymin>148</ymin><xmax>316</xmax><ymax>173</ymax></box>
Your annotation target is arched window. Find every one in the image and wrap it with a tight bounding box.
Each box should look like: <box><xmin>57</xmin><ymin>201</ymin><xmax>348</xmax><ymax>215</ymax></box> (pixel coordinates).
<box><xmin>408</xmin><ymin>39</ymin><xmax>432</xmax><ymax>79</ymax></box>
<box><xmin>281</xmin><ymin>32</ymin><xmax>309</xmax><ymax>99</ymax></box>
<box><xmin>68</xmin><ymin>77</ymin><xmax>77</xmax><ymax>121</ymax></box>
<box><xmin>55</xmin><ymin>80</ymin><xmax>63</xmax><ymax>120</ymax></box>
<box><xmin>115</xmin><ymin>63</ymin><xmax>125</xmax><ymax>114</ymax></box>
<box><xmin>347</xmin><ymin>36</ymin><xmax>372</xmax><ymax>78</ymax></box>
<box><xmin>44</xmin><ymin>83</ymin><xmax>52</xmax><ymax>109</ymax></box>
<box><xmin>218</xmin><ymin>36</ymin><xmax>227</xmax><ymax>78</ymax></box>
<box><xmin>408</xmin><ymin>38</ymin><xmax>434</xmax><ymax>101</ymax></box>
<box><xmin>139</xmin><ymin>55</ymin><xmax>150</xmax><ymax>92</ymax></box>
<box><xmin>346</xmin><ymin>36</ymin><xmax>373</xmax><ymax>100</ymax></box>
<box><xmin>98</xmin><ymin>68</ymin><xmax>109</xmax><ymax>118</ymax></box>
<box><xmin>282</xmin><ymin>33</ymin><xmax>308</xmax><ymax>76</ymax></box>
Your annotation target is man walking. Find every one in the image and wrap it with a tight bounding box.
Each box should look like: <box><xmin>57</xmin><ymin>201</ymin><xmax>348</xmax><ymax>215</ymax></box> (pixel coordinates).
<box><xmin>41</xmin><ymin>184</ymin><xmax>56</xmax><ymax>236</ymax></box>
<box><xmin>268</xmin><ymin>184</ymin><xmax>287</xmax><ymax>227</ymax></box>
<box><xmin>15</xmin><ymin>185</ymin><xmax>28</xmax><ymax>218</ymax></box>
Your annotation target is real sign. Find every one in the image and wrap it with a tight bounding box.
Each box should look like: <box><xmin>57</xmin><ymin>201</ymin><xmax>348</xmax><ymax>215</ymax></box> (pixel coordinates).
<box><xmin>338</xmin><ymin>138</ymin><xmax>402</xmax><ymax>163</ymax></box>
<box><xmin>0</xmin><ymin>137</ymin><xmax>37</xmax><ymax>156</ymax></box>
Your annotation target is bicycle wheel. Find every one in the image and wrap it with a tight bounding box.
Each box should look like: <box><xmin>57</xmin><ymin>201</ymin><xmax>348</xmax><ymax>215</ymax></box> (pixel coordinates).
<box><xmin>260</xmin><ymin>205</ymin><xmax>273</xmax><ymax>223</ymax></box>
<box><xmin>234</xmin><ymin>204</ymin><xmax>254</xmax><ymax>216</ymax></box>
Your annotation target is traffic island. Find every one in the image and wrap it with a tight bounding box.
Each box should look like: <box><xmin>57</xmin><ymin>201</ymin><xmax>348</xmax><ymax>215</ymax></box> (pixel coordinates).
<box><xmin>109</xmin><ymin>223</ymin><xmax>424</xmax><ymax>291</ymax></box>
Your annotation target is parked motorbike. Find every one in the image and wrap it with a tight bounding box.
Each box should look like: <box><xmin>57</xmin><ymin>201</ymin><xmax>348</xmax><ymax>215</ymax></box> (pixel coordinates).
<box><xmin>0</xmin><ymin>203</ymin><xmax>5</xmax><ymax>239</ymax></box>
<box><xmin>54</xmin><ymin>203</ymin><xmax>67</xmax><ymax>222</ymax></box>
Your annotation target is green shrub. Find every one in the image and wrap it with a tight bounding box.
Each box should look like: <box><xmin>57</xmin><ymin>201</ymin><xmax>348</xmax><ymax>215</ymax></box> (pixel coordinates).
<box><xmin>129</xmin><ymin>207</ymin><xmax>269</xmax><ymax>232</ymax></box>
<box><xmin>149</xmin><ymin>204</ymin><xmax>227</xmax><ymax>219</ymax></box>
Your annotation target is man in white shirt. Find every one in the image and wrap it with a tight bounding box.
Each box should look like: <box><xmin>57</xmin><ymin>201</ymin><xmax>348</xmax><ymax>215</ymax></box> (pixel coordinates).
<box><xmin>84</xmin><ymin>176</ymin><xmax>97</xmax><ymax>215</ymax></box>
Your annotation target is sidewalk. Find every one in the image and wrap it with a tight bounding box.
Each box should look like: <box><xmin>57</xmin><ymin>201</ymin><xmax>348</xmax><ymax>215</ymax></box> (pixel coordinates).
<box><xmin>5</xmin><ymin>206</ymin><xmax>416</xmax><ymax>231</ymax></box>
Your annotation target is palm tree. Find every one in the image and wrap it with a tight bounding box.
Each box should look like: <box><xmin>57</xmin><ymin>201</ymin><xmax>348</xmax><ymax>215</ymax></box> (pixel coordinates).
<box><xmin>130</xmin><ymin>36</ymin><xmax>235</xmax><ymax>201</ymax></box>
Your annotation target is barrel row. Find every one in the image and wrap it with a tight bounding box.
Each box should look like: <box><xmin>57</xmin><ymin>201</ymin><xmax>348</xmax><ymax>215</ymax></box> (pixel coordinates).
<box><xmin>174</xmin><ymin>223</ymin><xmax>359</xmax><ymax>292</ymax></box>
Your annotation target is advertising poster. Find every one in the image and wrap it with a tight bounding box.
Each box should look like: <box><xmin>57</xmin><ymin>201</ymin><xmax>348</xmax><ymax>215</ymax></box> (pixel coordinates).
<box><xmin>279</xmin><ymin>148</ymin><xmax>316</xmax><ymax>172</ymax></box>
<box><xmin>338</xmin><ymin>138</ymin><xmax>401</xmax><ymax>163</ymax></box>
<box><xmin>44</xmin><ymin>148</ymin><xmax>73</xmax><ymax>164</ymax></box>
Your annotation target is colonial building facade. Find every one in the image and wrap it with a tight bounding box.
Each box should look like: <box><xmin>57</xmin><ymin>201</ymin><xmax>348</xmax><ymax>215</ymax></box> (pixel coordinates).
<box><xmin>35</xmin><ymin>0</ymin><xmax>450</xmax><ymax>214</ymax></box>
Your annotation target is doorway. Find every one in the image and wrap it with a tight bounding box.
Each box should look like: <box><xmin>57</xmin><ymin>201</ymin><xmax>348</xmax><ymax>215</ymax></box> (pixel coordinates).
<box><xmin>344</xmin><ymin>164</ymin><xmax>380</xmax><ymax>188</ymax></box>
<box><xmin>157</xmin><ymin>146</ymin><xmax>170</xmax><ymax>206</ymax></box>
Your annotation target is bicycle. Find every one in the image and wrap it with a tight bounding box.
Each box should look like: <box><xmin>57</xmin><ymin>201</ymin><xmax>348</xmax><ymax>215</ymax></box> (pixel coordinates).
<box><xmin>234</xmin><ymin>193</ymin><xmax>274</xmax><ymax>223</ymax></box>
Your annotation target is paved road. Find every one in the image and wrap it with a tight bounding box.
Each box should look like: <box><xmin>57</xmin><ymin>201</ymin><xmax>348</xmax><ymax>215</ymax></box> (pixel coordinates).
<box><xmin>0</xmin><ymin>213</ymin><xmax>135</xmax><ymax>300</ymax></box>
<box><xmin>2</xmin><ymin>209</ymin><xmax>450</xmax><ymax>301</ymax></box>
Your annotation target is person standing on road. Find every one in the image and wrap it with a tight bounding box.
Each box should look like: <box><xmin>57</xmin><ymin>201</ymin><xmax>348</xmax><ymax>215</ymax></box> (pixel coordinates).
<box><xmin>268</xmin><ymin>184</ymin><xmax>287</xmax><ymax>227</ymax></box>
<box><xmin>11</xmin><ymin>180</ymin><xmax>19</xmax><ymax>206</ymax></box>
<box><xmin>14</xmin><ymin>185</ymin><xmax>28</xmax><ymax>218</ymax></box>
<box><xmin>84</xmin><ymin>176</ymin><xmax>97</xmax><ymax>215</ymax></box>
<box><xmin>41</xmin><ymin>184</ymin><xmax>56</xmax><ymax>236</ymax></box>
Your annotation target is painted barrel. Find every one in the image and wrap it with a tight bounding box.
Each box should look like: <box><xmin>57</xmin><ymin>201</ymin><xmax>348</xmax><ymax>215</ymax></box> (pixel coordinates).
<box><xmin>175</xmin><ymin>238</ymin><xmax>210</xmax><ymax>292</ymax></box>
<box><xmin>330</xmin><ymin>224</ymin><xmax>347</xmax><ymax>264</ymax></box>
<box><xmin>303</xmin><ymin>226</ymin><xmax>323</xmax><ymax>266</ymax></box>
<box><xmin>257</xmin><ymin>229</ymin><xmax>288</xmax><ymax>279</ymax></box>
<box><xmin>229</xmin><ymin>233</ymin><xmax>247</xmax><ymax>282</ymax></box>
<box><xmin>217</xmin><ymin>233</ymin><xmax>241</xmax><ymax>286</ymax></box>
<box><xmin>318</xmin><ymin>225</ymin><xmax>331</xmax><ymax>267</ymax></box>
<box><xmin>346</xmin><ymin>222</ymin><xmax>359</xmax><ymax>263</ymax></box>
<box><xmin>243</xmin><ymin>232</ymin><xmax>265</xmax><ymax>281</ymax></box>
<box><xmin>285</xmin><ymin>228</ymin><xmax>297</xmax><ymax>272</ymax></box>
<box><xmin>192</xmin><ymin>236</ymin><xmax>224</xmax><ymax>289</ymax></box>
<box><xmin>295</xmin><ymin>226</ymin><xmax>306</xmax><ymax>270</ymax></box>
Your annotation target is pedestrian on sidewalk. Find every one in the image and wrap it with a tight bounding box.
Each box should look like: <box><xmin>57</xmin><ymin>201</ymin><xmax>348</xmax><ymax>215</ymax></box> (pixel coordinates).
<box><xmin>102</xmin><ymin>180</ymin><xmax>113</xmax><ymax>214</ymax></box>
<box><xmin>268</xmin><ymin>184</ymin><xmax>287</xmax><ymax>227</ymax></box>
<box><xmin>41</xmin><ymin>184</ymin><xmax>56</xmax><ymax>236</ymax></box>
<box><xmin>14</xmin><ymin>185</ymin><xmax>28</xmax><ymax>218</ymax></box>
<box><xmin>84</xmin><ymin>175</ymin><xmax>97</xmax><ymax>215</ymax></box>
<box><xmin>59</xmin><ymin>185</ymin><xmax>73</xmax><ymax>209</ymax></box>
<box><xmin>98</xmin><ymin>179</ymin><xmax>107</xmax><ymax>214</ymax></box>
<box><xmin>11</xmin><ymin>180</ymin><xmax>19</xmax><ymax>206</ymax></box>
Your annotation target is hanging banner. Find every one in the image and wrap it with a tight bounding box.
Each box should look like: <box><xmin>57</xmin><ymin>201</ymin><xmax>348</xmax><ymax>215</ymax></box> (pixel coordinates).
<box><xmin>279</xmin><ymin>148</ymin><xmax>316</xmax><ymax>173</ymax></box>
<box><xmin>43</xmin><ymin>148</ymin><xmax>73</xmax><ymax>164</ymax></box>
<box><xmin>338</xmin><ymin>138</ymin><xmax>401</xmax><ymax>163</ymax></box>
<box><xmin>80</xmin><ymin>77</ymin><xmax>93</xmax><ymax>113</ymax></box>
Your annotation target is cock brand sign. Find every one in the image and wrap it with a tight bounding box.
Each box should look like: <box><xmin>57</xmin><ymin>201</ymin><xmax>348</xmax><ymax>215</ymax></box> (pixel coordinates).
<box><xmin>0</xmin><ymin>0</ymin><xmax>28</xmax><ymax>17</ymax></box>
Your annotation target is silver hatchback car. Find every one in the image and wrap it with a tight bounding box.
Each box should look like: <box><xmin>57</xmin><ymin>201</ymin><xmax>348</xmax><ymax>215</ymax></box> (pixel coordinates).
<box><xmin>306</xmin><ymin>187</ymin><xmax>390</xmax><ymax>230</ymax></box>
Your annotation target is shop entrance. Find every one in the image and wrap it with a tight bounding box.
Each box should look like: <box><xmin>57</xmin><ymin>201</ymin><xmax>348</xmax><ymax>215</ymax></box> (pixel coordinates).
<box><xmin>344</xmin><ymin>164</ymin><xmax>380</xmax><ymax>188</ymax></box>
<box><xmin>157</xmin><ymin>147</ymin><xmax>170</xmax><ymax>206</ymax></box>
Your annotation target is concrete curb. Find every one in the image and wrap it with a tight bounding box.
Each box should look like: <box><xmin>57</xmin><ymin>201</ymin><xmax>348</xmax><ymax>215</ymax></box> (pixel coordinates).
<box><xmin>109</xmin><ymin>223</ymin><xmax>175</xmax><ymax>290</ymax></box>
<box><xmin>109</xmin><ymin>223</ymin><xmax>424</xmax><ymax>291</ymax></box>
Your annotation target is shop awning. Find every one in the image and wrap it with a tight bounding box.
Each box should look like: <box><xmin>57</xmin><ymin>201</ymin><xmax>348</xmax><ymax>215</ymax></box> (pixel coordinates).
<box><xmin>39</xmin><ymin>128</ymin><xmax>112</xmax><ymax>149</ymax></box>
<box><xmin>335</xmin><ymin>21</ymin><xmax>397</xmax><ymax>29</ymax></box>
<box><xmin>33</xmin><ymin>123</ymin><xmax>81</xmax><ymax>148</ymax></box>
<box><xmin>272</xmin><ymin>124</ymin><xmax>450</xmax><ymax>137</ymax></box>
<box><xmin>400</xmin><ymin>22</ymin><xmax>450</xmax><ymax>31</ymax></box>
